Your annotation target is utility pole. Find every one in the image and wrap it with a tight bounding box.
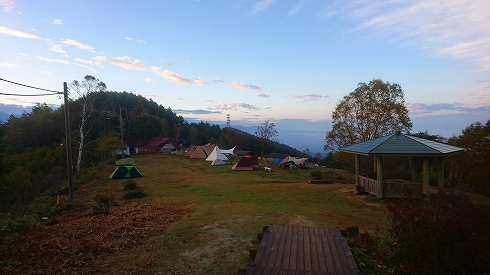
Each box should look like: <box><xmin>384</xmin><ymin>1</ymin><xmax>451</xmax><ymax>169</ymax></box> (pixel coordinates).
<box><xmin>64</xmin><ymin>82</ymin><xmax>74</xmax><ymax>201</ymax></box>
<box><xmin>119</xmin><ymin>106</ymin><xmax>124</xmax><ymax>158</ymax></box>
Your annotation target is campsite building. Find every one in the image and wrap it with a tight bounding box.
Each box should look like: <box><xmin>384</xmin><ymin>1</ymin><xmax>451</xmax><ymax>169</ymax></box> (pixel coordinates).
<box><xmin>136</xmin><ymin>137</ymin><xmax>181</xmax><ymax>154</ymax></box>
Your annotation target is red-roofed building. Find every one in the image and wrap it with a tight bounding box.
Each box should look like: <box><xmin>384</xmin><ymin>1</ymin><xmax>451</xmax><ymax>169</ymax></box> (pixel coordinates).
<box><xmin>136</xmin><ymin>137</ymin><xmax>181</xmax><ymax>154</ymax></box>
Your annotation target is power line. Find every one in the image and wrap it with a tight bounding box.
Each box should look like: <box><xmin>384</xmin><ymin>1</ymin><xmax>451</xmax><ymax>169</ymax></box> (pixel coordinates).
<box><xmin>0</xmin><ymin>92</ymin><xmax>61</xmax><ymax>96</ymax></box>
<box><xmin>0</xmin><ymin>77</ymin><xmax>62</xmax><ymax>95</ymax></box>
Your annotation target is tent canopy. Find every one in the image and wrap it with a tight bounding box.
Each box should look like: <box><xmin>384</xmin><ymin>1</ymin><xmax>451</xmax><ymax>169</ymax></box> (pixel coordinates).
<box><xmin>109</xmin><ymin>165</ymin><xmax>143</xmax><ymax>179</ymax></box>
<box><xmin>232</xmin><ymin>156</ymin><xmax>259</xmax><ymax>171</ymax></box>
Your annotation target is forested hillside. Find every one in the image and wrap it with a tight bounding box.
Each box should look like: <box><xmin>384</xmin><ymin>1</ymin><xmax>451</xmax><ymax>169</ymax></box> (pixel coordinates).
<box><xmin>0</xmin><ymin>90</ymin><xmax>301</xmax><ymax>214</ymax></box>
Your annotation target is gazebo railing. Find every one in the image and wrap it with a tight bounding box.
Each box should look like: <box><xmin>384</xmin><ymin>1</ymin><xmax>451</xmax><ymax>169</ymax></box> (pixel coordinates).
<box><xmin>358</xmin><ymin>176</ymin><xmax>424</xmax><ymax>198</ymax></box>
<box><xmin>359</xmin><ymin>176</ymin><xmax>378</xmax><ymax>196</ymax></box>
<box><xmin>384</xmin><ymin>179</ymin><xmax>423</xmax><ymax>198</ymax></box>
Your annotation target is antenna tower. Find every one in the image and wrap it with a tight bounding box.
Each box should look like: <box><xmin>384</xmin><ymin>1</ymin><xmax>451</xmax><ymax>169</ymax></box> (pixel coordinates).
<box><xmin>226</xmin><ymin>114</ymin><xmax>230</xmax><ymax>128</ymax></box>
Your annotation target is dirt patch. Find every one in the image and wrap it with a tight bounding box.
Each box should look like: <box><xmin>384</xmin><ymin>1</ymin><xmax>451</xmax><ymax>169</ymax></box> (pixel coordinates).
<box><xmin>1</xmin><ymin>204</ymin><xmax>191</xmax><ymax>275</ymax></box>
<box><xmin>287</xmin><ymin>216</ymin><xmax>314</xmax><ymax>227</ymax></box>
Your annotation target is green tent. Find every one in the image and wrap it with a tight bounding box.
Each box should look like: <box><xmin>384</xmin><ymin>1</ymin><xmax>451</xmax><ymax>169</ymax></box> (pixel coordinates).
<box><xmin>109</xmin><ymin>165</ymin><xmax>143</xmax><ymax>179</ymax></box>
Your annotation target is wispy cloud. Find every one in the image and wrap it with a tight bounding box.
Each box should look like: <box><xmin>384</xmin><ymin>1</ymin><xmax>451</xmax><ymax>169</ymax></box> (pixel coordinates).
<box><xmin>49</xmin><ymin>44</ymin><xmax>65</xmax><ymax>53</ymax></box>
<box><xmin>293</xmin><ymin>94</ymin><xmax>329</xmax><ymax>101</ymax></box>
<box><xmin>39</xmin><ymin>71</ymin><xmax>51</xmax><ymax>75</ymax></box>
<box><xmin>61</xmin><ymin>39</ymin><xmax>95</xmax><ymax>52</ymax></box>
<box><xmin>212</xmin><ymin>78</ymin><xmax>227</xmax><ymax>84</ymax></box>
<box><xmin>258</xmin><ymin>93</ymin><xmax>270</xmax><ymax>98</ymax></box>
<box><xmin>210</xmin><ymin>102</ymin><xmax>260</xmax><ymax>111</ymax></box>
<box><xmin>93</xmin><ymin>56</ymin><xmax>148</xmax><ymax>71</ymax></box>
<box><xmin>74</xmin><ymin>58</ymin><xmax>93</xmax><ymax>65</ymax></box>
<box><xmin>288</xmin><ymin>0</ymin><xmax>311</xmax><ymax>15</ymax></box>
<box><xmin>151</xmin><ymin>66</ymin><xmax>206</xmax><ymax>85</ymax></box>
<box><xmin>326</xmin><ymin>0</ymin><xmax>490</xmax><ymax>70</ymax></box>
<box><xmin>123</xmin><ymin>37</ymin><xmax>147</xmax><ymax>44</ymax></box>
<box><xmin>0</xmin><ymin>62</ymin><xmax>19</xmax><ymax>68</ymax></box>
<box><xmin>52</xmin><ymin>19</ymin><xmax>63</xmax><ymax>25</ymax></box>
<box><xmin>253</xmin><ymin>0</ymin><xmax>276</xmax><ymax>14</ymax></box>
<box><xmin>144</xmin><ymin>78</ymin><xmax>156</xmax><ymax>82</ymax></box>
<box><xmin>230</xmin><ymin>82</ymin><xmax>262</xmax><ymax>91</ymax></box>
<box><xmin>36</xmin><ymin>56</ymin><xmax>70</xmax><ymax>65</ymax></box>
<box><xmin>0</xmin><ymin>26</ymin><xmax>41</xmax><ymax>39</ymax></box>
<box><xmin>406</xmin><ymin>102</ymin><xmax>490</xmax><ymax>118</ymax></box>
<box><xmin>0</xmin><ymin>0</ymin><xmax>14</xmax><ymax>12</ymax></box>
<box><xmin>174</xmin><ymin>109</ymin><xmax>222</xmax><ymax>115</ymax></box>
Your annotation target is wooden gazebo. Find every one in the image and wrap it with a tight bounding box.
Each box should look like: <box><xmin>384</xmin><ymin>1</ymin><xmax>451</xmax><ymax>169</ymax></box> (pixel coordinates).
<box><xmin>340</xmin><ymin>131</ymin><xmax>464</xmax><ymax>200</ymax></box>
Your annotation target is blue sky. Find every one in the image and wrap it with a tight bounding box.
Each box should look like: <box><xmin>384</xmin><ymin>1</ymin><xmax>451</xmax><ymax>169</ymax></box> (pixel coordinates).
<box><xmin>1</xmin><ymin>0</ymin><xmax>489</xmax><ymax>154</ymax></box>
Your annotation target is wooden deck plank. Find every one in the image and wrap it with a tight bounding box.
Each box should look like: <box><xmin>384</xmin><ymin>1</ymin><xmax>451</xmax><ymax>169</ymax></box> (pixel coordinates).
<box><xmin>303</xmin><ymin>226</ymin><xmax>312</xmax><ymax>272</ymax></box>
<box><xmin>313</xmin><ymin>227</ymin><xmax>327</xmax><ymax>272</ymax></box>
<box><xmin>308</xmin><ymin>226</ymin><xmax>319</xmax><ymax>272</ymax></box>
<box><xmin>319</xmin><ymin>228</ymin><xmax>337</xmax><ymax>274</ymax></box>
<box><xmin>290</xmin><ymin>225</ymin><xmax>298</xmax><ymax>270</ymax></box>
<box><xmin>282</xmin><ymin>225</ymin><xmax>293</xmax><ymax>270</ymax></box>
<box><xmin>267</xmin><ymin>225</ymin><xmax>282</xmax><ymax>269</ymax></box>
<box><xmin>297</xmin><ymin>226</ymin><xmax>305</xmax><ymax>271</ymax></box>
<box><xmin>247</xmin><ymin>225</ymin><xmax>359</xmax><ymax>275</ymax></box>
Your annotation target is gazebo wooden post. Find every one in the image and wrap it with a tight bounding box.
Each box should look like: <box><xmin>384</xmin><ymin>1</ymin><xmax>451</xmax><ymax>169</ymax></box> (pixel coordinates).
<box><xmin>411</xmin><ymin>156</ymin><xmax>418</xmax><ymax>182</ymax></box>
<box><xmin>438</xmin><ymin>156</ymin><xmax>445</xmax><ymax>189</ymax></box>
<box><xmin>422</xmin><ymin>157</ymin><xmax>430</xmax><ymax>201</ymax></box>
<box><xmin>376</xmin><ymin>156</ymin><xmax>383</xmax><ymax>198</ymax></box>
<box><xmin>354</xmin><ymin>154</ymin><xmax>361</xmax><ymax>194</ymax></box>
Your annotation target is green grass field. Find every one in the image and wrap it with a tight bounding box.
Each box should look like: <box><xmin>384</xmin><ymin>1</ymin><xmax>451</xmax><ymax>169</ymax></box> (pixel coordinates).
<box><xmin>90</xmin><ymin>154</ymin><xmax>389</xmax><ymax>274</ymax></box>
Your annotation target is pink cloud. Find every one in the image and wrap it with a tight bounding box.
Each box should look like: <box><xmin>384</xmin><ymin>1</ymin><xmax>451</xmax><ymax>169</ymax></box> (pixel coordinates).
<box><xmin>230</xmin><ymin>82</ymin><xmax>262</xmax><ymax>91</ymax></box>
<box><xmin>293</xmin><ymin>94</ymin><xmax>329</xmax><ymax>101</ymax></box>
<box><xmin>61</xmin><ymin>39</ymin><xmax>94</xmax><ymax>52</ymax></box>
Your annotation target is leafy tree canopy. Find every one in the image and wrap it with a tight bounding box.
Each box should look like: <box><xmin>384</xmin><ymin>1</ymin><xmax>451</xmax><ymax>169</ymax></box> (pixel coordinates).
<box><xmin>325</xmin><ymin>79</ymin><xmax>412</xmax><ymax>151</ymax></box>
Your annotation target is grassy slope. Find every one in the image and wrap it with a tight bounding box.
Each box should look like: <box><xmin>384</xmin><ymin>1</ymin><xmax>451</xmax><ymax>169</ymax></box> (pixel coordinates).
<box><xmin>93</xmin><ymin>154</ymin><xmax>389</xmax><ymax>274</ymax></box>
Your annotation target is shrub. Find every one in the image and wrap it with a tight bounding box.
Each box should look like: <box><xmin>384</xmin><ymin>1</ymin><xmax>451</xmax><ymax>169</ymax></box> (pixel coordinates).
<box><xmin>122</xmin><ymin>179</ymin><xmax>137</xmax><ymax>191</ymax></box>
<box><xmin>310</xmin><ymin>171</ymin><xmax>323</xmax><ymax>180</ymax></box>
<box><xmin>350</xmin><ymin>191</ymin><xmax>490</xmax><ymax>274</ymax></box>
<box><xmin>89</xmin><ymin>193</ymin><xmax>116</xmax><ymax>215</ymax></box>
<box><xmin>123</xmin><ymin>189</ymin><xmax>145</xmax><ymax>200</ymax></box>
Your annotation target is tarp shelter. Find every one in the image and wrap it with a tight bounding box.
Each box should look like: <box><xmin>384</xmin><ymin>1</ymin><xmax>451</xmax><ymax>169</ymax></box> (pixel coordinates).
<box><xmin>109</xmin><ymin>165</ymin><xmax>143</xmax><ymax>179</ymax></box>
<box><xmin>340</xmin><ymin>130</ymin><xmax>464</xmax><ymax>200</ymax></box>
<box><xmin>279</xmin><ymin>156</ymin><xmax>308</xmax><ymax>167</ymax></box>
<box><xmin>116</xmin><ymin>158</ymin><xmax>135</xmax><ymax>166</ymax></box>
<box><xmin>211</xmin><ymin>159</ymin><xmax>228</xmax><ymax>166</ymax></box>
<box><xmin>220</xmin><ymin>146</ymin><xmax>236</xmax><ymax>155</ymax></box>
<box><xmin>231</xmin><ymin>156</ymin><xmax>259</xmax><ymax>171</ymax></box>
<box><xmin>206</xmin><ymin>146</ymin><xmax>229</xmax><ymax>161</ymax></box>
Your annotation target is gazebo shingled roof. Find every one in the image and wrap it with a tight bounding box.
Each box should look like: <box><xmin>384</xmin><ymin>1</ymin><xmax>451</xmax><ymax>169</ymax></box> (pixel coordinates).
<box><xmin>340</xmin><ymin>131</ymin><xmax>464</xmax><ymax>156</ymax></box>
<box><xmin>339</xmin><ymin>131</ymin><xmax>464</xmax><ymax>200</ymax></box>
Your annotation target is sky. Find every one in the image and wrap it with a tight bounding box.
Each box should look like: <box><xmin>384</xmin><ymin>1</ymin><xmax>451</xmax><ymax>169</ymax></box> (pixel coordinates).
<box><xmin>0</xmin><ymin>0</ymin><xmax>489</xmax><ymax>154</ymax></box>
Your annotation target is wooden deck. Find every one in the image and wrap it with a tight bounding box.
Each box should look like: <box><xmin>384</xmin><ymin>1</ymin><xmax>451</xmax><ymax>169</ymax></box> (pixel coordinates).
<box><xmin>246</xmin><ymin>225</ymin><xmax>360</xmax><ymax>275</ymax></box>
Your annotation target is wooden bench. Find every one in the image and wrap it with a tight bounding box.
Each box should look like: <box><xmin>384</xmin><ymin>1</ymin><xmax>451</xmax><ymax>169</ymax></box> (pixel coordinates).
<box><xmin>246</xmin><ymin>224</ymin><xmax>360</xmax><ymax>275</ymax></box>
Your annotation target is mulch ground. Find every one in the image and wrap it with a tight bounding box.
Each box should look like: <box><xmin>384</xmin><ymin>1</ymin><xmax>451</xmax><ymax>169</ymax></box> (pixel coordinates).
<box><xmin>1</xmin><ymin>203</ymin><xmax>191</xmax><ymax>275</ymax></box>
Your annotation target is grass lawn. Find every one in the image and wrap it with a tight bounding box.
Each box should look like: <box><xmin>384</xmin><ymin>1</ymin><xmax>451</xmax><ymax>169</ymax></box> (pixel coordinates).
<box><xmin>88</xmin><ymin>154</ymin><xmax>389</xmax><ymax>274</ymax></box>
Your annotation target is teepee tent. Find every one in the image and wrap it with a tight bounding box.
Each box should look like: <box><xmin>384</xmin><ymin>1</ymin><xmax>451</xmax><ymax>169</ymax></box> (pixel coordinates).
<box><xmin>109</xmin><ymin>165</ymin><xmax>143</xmax><ymax>179</ymax></box>
<box><xmin>190</xmin><ymin>146</ymin><xmax>208</xmax><ymax>159</ymax></box>
<box><xmin>184</xmin><ymin>145</ymin><xmax>196</xmax><ymax>157</ymax></box>
<box><xmin>206</xmin><ymin>146</ymin><xmax>229</xmax><ymax>161</ymax></box>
